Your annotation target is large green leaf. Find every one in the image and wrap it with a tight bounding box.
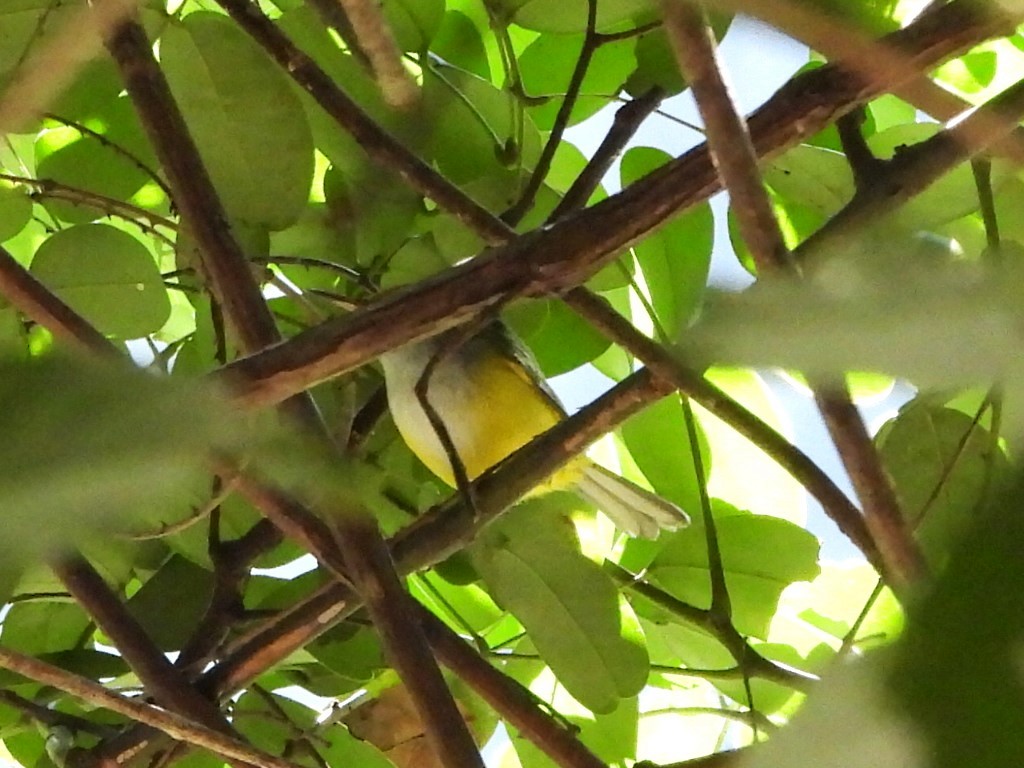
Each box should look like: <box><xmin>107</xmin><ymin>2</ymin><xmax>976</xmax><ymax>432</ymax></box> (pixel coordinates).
<box><xmin>35</xmin><ymin>98</ymin><xmax>157</xmax><ymax>225</ymax></box>
<box><xmin>647</xmin><ymin>503</ymin><xmax>821</xmax><ymax>638</ymax></box>
<box><xmin>474</xmin><ymin>499</ymin><xmax>649</xmax><ymax>714</ymax></box>
<box><xmin>877</xmin><ymin>403</ymin><xmax>1009</xmax><ymax>570</ymax></box>
<box><xmin>0</xmin><ymin>184</ymin><xmax>32</xmax><ymax>241</ymax></box>
<box><xmin>161</xmin><ymin>12</ymin><xmax>315</xmax><ymax>230</ymax></box>
<box><xmin>384</xmin><ymin>0</ymin><xmax>446</xmax><ymax>51</ymax></box>
<box><xmin>0</xmin><ymin>603</ymin><xmax>89</xmax><ymax>655</ymax></box>
<box><xmin>504</xmin><ymin>298</ymin><xmax>611</xmax><ymax>377</ymax></box>
<box><xmin>619</xmin><ymin>394</ymin><xmax>708</xmax><ymax>519</ymax></box>
<box><xmin>0</xmin><ymin>356</ymin><xmax>244</xmax><ymax>597</ymax></box>
<box><xmin>518</xmin><ymin>34</ymin><xmax>636</xmax><ymax>130</ymax></box>
<box><xmin>619</xmin><ymin>146</ymin><xmax>713</xmax><ymax>339</ymax></box>
<box><xmin>125</xmin><ymin>555</ymin><xmax>214</xmax><ymax>652</ymax></box>
<box><xmin>505</xmin><ymin>0</ymin><xmax>657</xmax><ymax>34</ymax></box>
<box><xmin>29</xmin><ymin>224</ymin><xmax>170</xmax><ymax>339</ymax></box>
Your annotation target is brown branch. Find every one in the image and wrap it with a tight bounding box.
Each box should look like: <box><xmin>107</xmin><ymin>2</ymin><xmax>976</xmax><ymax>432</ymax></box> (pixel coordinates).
<box><xmin>799</xmin><ymin>76</ymin><xmax>1024</xmax><ymax>273</ymax></box>
<box><xmin>662</xmin><ymin>3</ymin><xmax>925</xmax><ymax>590</ymax></box>
<box><xmin>220</xmin><ymin>0</ymin><xmax>1010</xmax><ymax>409</ymax></box>
<box><xmin>330</xmin><ymin>0</ymin><xmax>417</xmax><ymax>108</ymax></box>
<box><xmin>548</xmin><ymin>86</ymin><xmax>665</xmax><ymax>221</ymax></box>
<box><xmin>99</xmin><ymin>8</ymin><xmax>484</xmax><ymax>767</ymax></box>
<box><xmin>51</xmin><ymin>556</ymin><xmax>249</xmax><ymax>747</ymax></box>
<box><xmin>662</xmin><ymin>1</ymin><xmax>793</xmax><ymax>276</ymax></box>
<box><xmin>419</xmin><ymin>611</ymin><xmax>609</xmax><ymax>768</ymax></box>
<box><xmin>712</xmin><ymin>0</ymin><xmax>1024</xmax><ymax>166</ymax></box>
<box><xmin>562</xmin><ymin>288</ymin><xmax>881</xmax><ymax>571</ymax></box>
<box><xmin>215</xmin><ymin>0</ymin><xmax>512</xmax><ymax>245</ymax></box>
<box><xmin>0</xmin><ymin>645</ymin><xmax>304</xmax><ymax>768</ymax></box>
<box><xmin>100</xmin><ymin>9</ymin><xmax>281</xmax><ymax>353</ymax></box>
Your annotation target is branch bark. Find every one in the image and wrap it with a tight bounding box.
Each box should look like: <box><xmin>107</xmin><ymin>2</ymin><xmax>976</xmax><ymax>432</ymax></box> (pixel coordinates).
<box><xmin>0</xmin><ymin>645</ymin><xmax>304</xmax><ymax>768</ymax></box>
<box><xmin>221</xmin><ymin>0</ymin><xmax>1011</xmax><ymax>409</ymax></box>
<box><xmin>98</xmin><ymin>7</ymin><xmax>484</xmax><ymax>768</ymax></box>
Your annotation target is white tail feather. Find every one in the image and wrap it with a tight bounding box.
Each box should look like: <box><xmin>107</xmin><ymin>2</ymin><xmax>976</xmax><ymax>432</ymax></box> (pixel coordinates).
<box><xmin>576</xmin><ymin>463</ymin><xmax>689</xmax><ymax>539</ymax></box>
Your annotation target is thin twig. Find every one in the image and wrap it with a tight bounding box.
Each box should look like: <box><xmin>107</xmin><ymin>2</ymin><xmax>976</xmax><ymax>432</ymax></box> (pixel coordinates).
<box><xmin>215</xmin><ymin>0</ymin><xmax>512</xmax><ymax>245</ymax></box>
<box><xmin>42</xmin><ymin>112</ymin><xmax>173</xmax><ymax>198</ymax></box>
<box><xmin>548</xmin><ymin>87</ymin><xmax>665</xmax><ymax>221</ymax></box>
<box><xmin>329</xmin><ymin>0</ymin><xmax>418</xmax><ymax>108</ymax></box>
<box><xmin>502</xmin><ymin>0</ymin><xmax>599</xmax><ymax>225</ymax></box>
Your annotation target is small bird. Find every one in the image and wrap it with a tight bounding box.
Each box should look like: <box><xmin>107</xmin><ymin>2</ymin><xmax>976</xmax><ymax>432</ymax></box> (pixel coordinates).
<box><xmin>379</xmin><ymin>322</ymin><xmax>689</xmax><ymax>537</ymax></box>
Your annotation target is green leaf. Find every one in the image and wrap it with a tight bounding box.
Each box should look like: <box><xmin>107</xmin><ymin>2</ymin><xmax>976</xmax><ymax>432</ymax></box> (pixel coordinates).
<box><xmin>308</xmin><ymin>623</ymin><xmax>385</xmax><ymax>688</ymax></box>
<box><xmin>0</xmin><ymin>355</ymin><xmax>244</xmax><ymax>594</ymax></box>
<box><xmin>0</xmin><ymin>184</ymin><xmax>32</xmax><ymax>241</ymax></box>
<box><xmin>319</xmin><ymin>722</ymin><xmax>395</xmax><ymax>768</ymax></box>
<box><xmin>35</xmin><ymin>98</ymin><xmax>158</xmax><ymax>225</ymax></box>
<box><xmin>626</xmin><ymin>30</ymin><xmax>686</xmax><ymax>95</ymax></box>
<box><xmin>698</xmin><ymin>368</ymin><xmax>803</xmax><ymax>523</ymax></box>
<box><xmin>474</xmin><ymin>499</ymin><xmax>649</xmax><ymax>713</ymax></box>
<box><xmin>384</xmin><ymin>0</ymin><xmax>445</xmax><ymax>51</ymax></box>
<box><xmin>877</xmin><ymin>402</ymin><xmax>1009</xmax><ymax>570</ymax></box>
<box><xmin>324</xmin><ymin>163</ymin><xmax>422</xmax><ymax>267</ymax></box>
<box><xmin>762</xmin><ymin>144</ymin><xmax>854</xmax><ymax>219</ymax></box>
<box><xmin>29</xmin><ymin>224</ymin><xmax>170</xmax><ymax>339</ymax></box>
<box><xmin>234</xmin><ymin>689</ymin><xmax>317</xmax><ymax>756</ymax></box>
<box><xmin>161</xmin><ymin>12</ymin><xmax>315</xmax><ymax>230</ymax></box>
<box><xmin>619</xmin><ymin>394</ymin><xmax>707</xmax><ymax>518</ymax></box>
<box><xmin>504</xmin><ymin>298</ymin><xmax>611</xmax><ymax>377</ymax></box>
<box><xmin>633</xmin><ymin>202</ymin><xmax>714</xmax><ymax>340</ymax></box>
<box><xmin>0</xmin><ymin>603</ymin><xmax>89</xmax><ymax>655</ymax></box>
<box><xmin>866</xmin><ymin>123</ymin><xmax>1008</xmax><ymax>230</ymax></box>
<box><xmin>647</xmin><ymin>503</ymin><xmax>821</xmax><ymax>638</ymax></box>
<box><xmin>518</xmin><ymin>34</ymin><xmax>636</xmax><ymax>130</ymax></box>
<box><xmin>421</xmin><ymin>63</ymin><xmax>541</xmax><ymax>202</ymax></box>
<box><xmin>125</xmin><ymin>555</ymin><xmax>214</xmax><ymax>651</ymax></box>
<box><xmin>507</xmin><ymin>0</ymin><xmax>657</xmax><ymax>34</ymax></box>
<box><xmin>431</xmin><ymin>10</ymin><xmax>491</xmax><ymax>79</ymax></box>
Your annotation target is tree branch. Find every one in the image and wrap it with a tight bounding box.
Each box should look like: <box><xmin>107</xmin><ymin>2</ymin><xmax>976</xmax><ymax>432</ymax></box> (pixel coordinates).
<box><xmin>221</xmin><ymin>0</ymin><xmax>1009</xmax><ymax>409</ymax></box>
<box><xmin>0</xmin><ymin>645</ymin><xmax>304</xmax><ymax>768</ymax></box>
<box><xmin>662</xmin><ymin>1</ymin><xmax>926</xmax><ymax>590</ymax></box>
<box><xmin>98</xmin><ymin>8</ymin><xmax>484</xmax><ymax>768</ymax></box>
<box><xmin>548</xmin><ymin>86</ymin><xmax>665</xmax><ymax>222</ymax></box>
<box><xmin>561</xmin><ymin>288</ymin><xmax>882</xmax><ymax>573</ymax></box>
<box><xmin>215</xmin><ymin>0</ymin><xmax>512</xmax><ymax>245</ymax></box>
<box><xmin>503</xmin><ymin>0</ymin><xmax>599</xmax><ymax>225</ymax></box>
<box><xmin>51</xmin><ymin>556</ymin><xmax>252</xmax><ymax>757</ymax></box>
<box><xmin>328</xmin><ymin>0</ymin><xmax>418</xmax><ymax>108</ymax></box>
<box><xmin>419</xmin><ymin>611</ymin><xmax>610</xmax><ymax>768</ymax></box>
<box><xmin>712</xmin><ymin>0</ymin><xmax>1024</xmax><ymax>165</ymax></box>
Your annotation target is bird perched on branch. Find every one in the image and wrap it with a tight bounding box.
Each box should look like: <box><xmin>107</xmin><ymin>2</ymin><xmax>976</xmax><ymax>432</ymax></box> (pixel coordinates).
<box><xmin>380</xmin><ymin>321</ymin><xmax>689</xmax><ymax>537</ymax></box>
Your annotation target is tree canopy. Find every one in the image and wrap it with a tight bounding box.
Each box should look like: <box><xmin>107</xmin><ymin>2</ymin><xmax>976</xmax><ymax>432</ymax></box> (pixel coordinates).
<box><xmin>0</xmin><ymin>1</ymin><xmax>1023</xmax><ymax>767</ymax></box>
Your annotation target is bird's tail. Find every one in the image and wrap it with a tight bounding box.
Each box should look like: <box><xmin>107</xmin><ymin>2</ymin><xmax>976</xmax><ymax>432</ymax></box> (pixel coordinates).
<box><xmin>576</xmin><ymin>462</ymin><xmax>690</xmax><ymax>539</ymax></box>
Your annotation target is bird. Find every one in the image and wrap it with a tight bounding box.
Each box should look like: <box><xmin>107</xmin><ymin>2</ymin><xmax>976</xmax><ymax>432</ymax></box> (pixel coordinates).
<box><xmin>378</xmin><ymin>321</ymin><xmax>689</xmax><ymax>538</ymax></box>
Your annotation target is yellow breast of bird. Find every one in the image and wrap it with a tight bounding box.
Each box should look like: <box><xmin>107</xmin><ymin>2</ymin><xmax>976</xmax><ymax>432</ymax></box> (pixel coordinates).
<box><xmin>389</xmin><ymin>348</ymin><xmax>579</xmax><ymax>490</ymax></box>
